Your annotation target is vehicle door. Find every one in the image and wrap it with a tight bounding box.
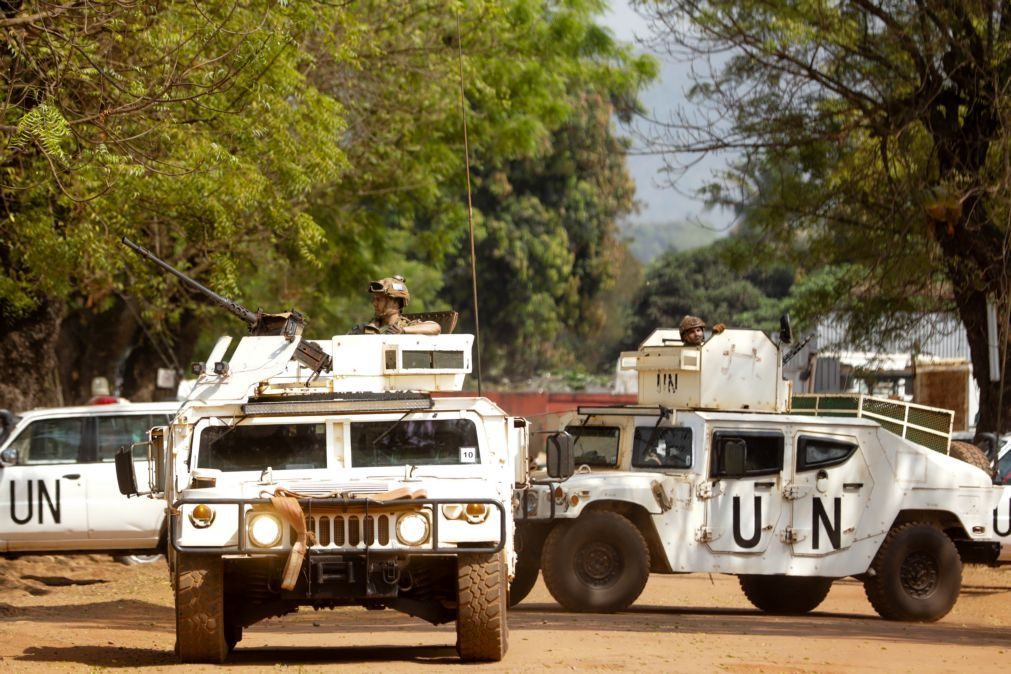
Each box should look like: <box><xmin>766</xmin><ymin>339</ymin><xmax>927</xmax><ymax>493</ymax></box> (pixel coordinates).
<box><xmin>86</xmin><ymin>413</ymin><xmax>170</xmax><ymax>542</ymax></box>
<box><xmin>786</xmin><ymin>433</ymin><xmax>873</xmax><ymax>555</ymax></box>
<box><xmin>704</xmin><ymin>430</ymin><xmax>785</xmax><ymax>555</ymax></box>
<box><xmin>0</xmin><ymin>416</ymin><xmax>89</xmax><ymax>549</ymax></box>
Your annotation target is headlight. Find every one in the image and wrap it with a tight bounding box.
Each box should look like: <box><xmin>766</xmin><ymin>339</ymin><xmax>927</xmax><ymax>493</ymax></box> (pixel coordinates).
<box><xmin>442</xmin><ymin>503</ymin><xmax>464</xmax><ymax>520</ymax></box>
<box><xmin>188</xmin><ymin>503</ymin><xmax>215</xmax><ymax>529</ymax></box>
<box><xmin>247</xmin><ymin>513</ymin><xmax>283</xmax><ymax>547</ymax></box>
<box><xmin>396</xmin><ymin>512</ymin><xmax>430</xmax><ymax>546</ymax></box>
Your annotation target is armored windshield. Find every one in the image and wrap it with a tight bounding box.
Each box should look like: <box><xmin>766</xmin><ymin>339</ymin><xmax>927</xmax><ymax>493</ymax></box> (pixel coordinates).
<box><xmin>350</xmin><ymin>418</ymin><xmax>479</xmax><ymax>467</ymax></box>
<box><xmin>198</xmin><ymin>423</ymin><xmax>327</xmax><ymax>471</ymax></box>
<box><xmin>564</xmin><ymin>425</ymin><xmax>619</xmax><ymax>467</ymax></box>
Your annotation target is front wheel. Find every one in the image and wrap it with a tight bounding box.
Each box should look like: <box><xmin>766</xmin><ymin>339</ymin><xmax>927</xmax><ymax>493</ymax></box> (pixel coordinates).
<box><xmin>509</xmin><ymin>525</ymin><xmax>546</xmax><ymax>607</ymax></box>
<box><xmin>175</xmin><ymin>554</ymin><xmax>230</xmax><ymax>663</ymax></box>
<box><xmin>739</xmin><ymin>575</ymin><xmax>833</xmax><ymax>614</ymax></box>
<box><xmin>541</xmin><ymin>511</ymin><xmax>650</xmax><ymax>612</ymax></box>
<box><xmin>863</xmin><ymin>522</ymin><xmax>961</xmax><ymax>622</ymax></box>
<box><xmin>457</xmin><ymin>551</ymin><xmax>508</xmax><ymax>662</ymax></box>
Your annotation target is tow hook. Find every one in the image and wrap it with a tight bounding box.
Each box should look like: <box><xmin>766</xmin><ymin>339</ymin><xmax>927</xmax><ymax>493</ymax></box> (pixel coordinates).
<box><xmin>381</xmin><ymin>560</ymin><xmax>400</xmax><ymax>585</ymax></box>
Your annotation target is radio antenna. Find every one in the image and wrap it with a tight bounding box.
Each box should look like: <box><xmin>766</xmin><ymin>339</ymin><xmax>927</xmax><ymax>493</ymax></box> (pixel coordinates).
<box><xmin>456</xmin><ymin>13</ymin><xmax>483</xmax><ymax>395</ymax></box>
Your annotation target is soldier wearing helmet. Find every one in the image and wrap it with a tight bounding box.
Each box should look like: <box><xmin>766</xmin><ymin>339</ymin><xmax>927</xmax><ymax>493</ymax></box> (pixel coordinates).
<box><xmin>679</xmin><ymin>315</ymin><xmax>725</xmax><ymax>346</ymax></box>
<box><xmin>353</xmin><ymin>275</ymin><xmax>441</xmax><ymax>336</ymax></box>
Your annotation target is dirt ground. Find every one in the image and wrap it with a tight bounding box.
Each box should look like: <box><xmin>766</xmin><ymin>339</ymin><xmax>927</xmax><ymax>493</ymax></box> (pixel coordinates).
<box><xmin>0</xmin><ymin>555</ymin><xmax>1008</xmax><ymax>673</ymax></box>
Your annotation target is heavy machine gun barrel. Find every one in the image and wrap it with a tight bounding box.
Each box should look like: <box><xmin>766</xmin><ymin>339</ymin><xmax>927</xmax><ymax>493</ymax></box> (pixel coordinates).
<box><xmin>122</xmin><ymin>236</ymin><xmax>261</xmax><ymax>328</ymax></box>
<box><xmin>122</xmin><ymin>236</ymin><xmax>333</xmax><ymax>379</ymax></box>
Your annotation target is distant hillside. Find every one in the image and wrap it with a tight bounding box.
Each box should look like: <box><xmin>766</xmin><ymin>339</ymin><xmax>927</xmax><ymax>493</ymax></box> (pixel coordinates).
<box><xmin>621</xmin><ymin>219</ymin><xmax>720</xmax><ymax>263</ymax></box>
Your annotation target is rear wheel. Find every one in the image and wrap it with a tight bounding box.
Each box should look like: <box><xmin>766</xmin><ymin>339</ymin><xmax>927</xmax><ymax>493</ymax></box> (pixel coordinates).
<box><xmin>863</xmin><ymin>522</ymin><xmax>961</xmax><ymax>622</ymax></box>
<box><xmin>949</xmin><ymin>441</ymin><xmax>993</xmax><ymax>477</ymax></box>
<box><xmin>457</xmin><ymin>551</ymin><xmax>508</xmax><ymax>662</ymax></box>
<box><xmin>541</xmin><ymin>511</ymin><xmax>649</xmax><ymax>612</ymax></box>
<box><xmin>175</xmin><ymin>554</ymin><xmax>230</xmax><ymax>663</ymax></box>
<box><xmin>739</xmin><ymin>575</ymin><xmax>833</xmax><ymax>614</ymax></box>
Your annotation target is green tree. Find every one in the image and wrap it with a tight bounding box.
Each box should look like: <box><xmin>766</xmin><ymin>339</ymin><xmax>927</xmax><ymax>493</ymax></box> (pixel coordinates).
<box><xmin>639</xmin><ymin>0</ymin><xmax>1011</xmax><ymax>431</ymax></box>
<box><xmin>621</xmin><ymin>236</ymin><xmax>793</xmax><ymax>349</ymax></box>
<box><xmin>1</xmin><ymin>2</ymin><xmax>350</xmax><ymax>409</ymax></box>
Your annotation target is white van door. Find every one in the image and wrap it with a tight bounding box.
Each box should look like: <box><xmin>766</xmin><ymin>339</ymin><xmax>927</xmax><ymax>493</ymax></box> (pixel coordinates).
<box><xmin>86</xmin><ymin>413</ymin><xmax>167</xmax><ymax>543</ymax></box>
<box><xmin>0</xmin><ymin>416</ymin><xmax>89</xmax><ymax>549</ymax></box>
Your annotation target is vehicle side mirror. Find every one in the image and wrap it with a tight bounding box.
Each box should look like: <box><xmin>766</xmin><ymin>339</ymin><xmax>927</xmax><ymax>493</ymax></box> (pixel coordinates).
<box><xmin>115</xmin><ymin>447</ymin><xmax>140</xmax><ymax>496</ymax></box>
<box><xmin>779</xmin><ymin>313</ymin><xmax>793</xmax><ymax>345</ymax></box>
<box><xmin>0</xmin><ymin>446</ymin><xmax>17</xmax><ymax>466</ymax></box>
<box><xmin>723</xmin><ymin>439</ymin><xmax>747</xmax><ymax>477</ymax></box>
<box><xmin>546</xmin><ymin>432</ymin><xmax>575</xmax><ymax>479</ymax></box>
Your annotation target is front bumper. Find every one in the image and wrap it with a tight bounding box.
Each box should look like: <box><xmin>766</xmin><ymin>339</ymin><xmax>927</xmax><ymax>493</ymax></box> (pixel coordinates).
<box><xmin>170</xmin><ymin>496</ymin><xmax>506</xmax><ymax>556</ymax></box>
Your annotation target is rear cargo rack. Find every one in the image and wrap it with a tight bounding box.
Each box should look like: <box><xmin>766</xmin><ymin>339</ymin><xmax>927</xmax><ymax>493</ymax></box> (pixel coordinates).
<box><xmin>792</xmin><ymin>394</ymin><xmax>953</xmax><ymax>454</ymax></box>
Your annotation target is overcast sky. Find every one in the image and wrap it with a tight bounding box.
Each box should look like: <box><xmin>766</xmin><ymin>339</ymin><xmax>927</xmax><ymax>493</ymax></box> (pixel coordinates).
<box><xmin>600</xmin><ymin>1</ymin><xmax>734</xmax><ymax>231</ymax></box>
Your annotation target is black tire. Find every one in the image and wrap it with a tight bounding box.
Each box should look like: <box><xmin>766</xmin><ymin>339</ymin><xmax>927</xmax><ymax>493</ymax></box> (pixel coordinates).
<box><xmin>863</xmin><ymin>522</ymin><xmax>962</xmax><ymax>622</ymax></box>
<box><xmin>457</xmin><ymin>551</ymin><xmax>508</xmax><ymax>662</ymax></box>
<box><xmin>509</xmin><ymin>525</ymin><xmax>545</xmax><ymax>607</ymax></box>
<box><xmin>541</xmin><ymin>511</ymin><xmax>650</xmax><ymax>612</ymax></box>
<box><xmin>114</xmin><ymin>553</ymin><xmax>164</xmax><ymax>566</ymax></box>
<box><xmin>739</xmin><ymin>575</ymin><xmax>833</xmax><ymax>614</ymax></box>
<box><xmin>175</xmin><ymin>554</ymin><xmax>230</xmax><ymax>663</ymax></box>
<box><xmin>509</xmin><ymin>553</ymin><xmax>539</xmax><ymax>607</ymax></box>
<box><xmin>949</xmin><ymin>441</ymin><xmax>994</xmax><ymax>477</ymax></box>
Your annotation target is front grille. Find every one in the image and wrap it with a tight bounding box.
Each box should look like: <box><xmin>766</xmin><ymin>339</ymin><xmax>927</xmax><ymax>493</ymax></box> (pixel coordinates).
<box><xmin>298</xmin><ymin>513</ymin><xmax>394</xmax><ymax>549</ymax></box>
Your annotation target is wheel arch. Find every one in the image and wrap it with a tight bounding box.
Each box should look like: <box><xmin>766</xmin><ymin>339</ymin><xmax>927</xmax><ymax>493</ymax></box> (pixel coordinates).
<box><xmin>890</xmin><ymin>509</ymin><xmax>968</xmax><ymax>540</ymax></box>
<box><xmin>582</xmin><ymin>500</ymin><xmax>672</xmax><ymax>573</ymax></box>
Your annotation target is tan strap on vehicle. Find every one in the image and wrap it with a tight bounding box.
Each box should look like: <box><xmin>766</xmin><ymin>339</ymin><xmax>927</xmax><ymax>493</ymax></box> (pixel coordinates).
<box><xmin>271</xmin><ymin>495</ymin><xmax>307</xmax><ymax>591</ymax></box>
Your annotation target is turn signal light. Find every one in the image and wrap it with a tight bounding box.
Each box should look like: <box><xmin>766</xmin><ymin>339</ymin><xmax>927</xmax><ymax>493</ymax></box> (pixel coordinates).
<box><xmin>189</xmin><ymin>503</ymin><xmax>215</xmax><ymax>528</ymax></box>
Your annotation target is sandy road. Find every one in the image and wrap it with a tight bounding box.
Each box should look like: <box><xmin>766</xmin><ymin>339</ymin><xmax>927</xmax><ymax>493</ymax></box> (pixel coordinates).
<box><xmin>0</xmin><ymin>554</ymin><xmax>1008</xmax><ymax>673</ymax></box>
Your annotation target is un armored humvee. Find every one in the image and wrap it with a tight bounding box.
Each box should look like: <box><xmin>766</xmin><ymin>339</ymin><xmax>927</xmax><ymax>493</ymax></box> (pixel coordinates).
<box><xmin>116</xmin><ymin>238</ymin><xmax>525</xmax><ymax>663</ymax></box>
<box><xmin>120</xmin><ymin>331</ymin><xmax>526</xmax><ymax>662</ymax></box>
<box><xmin>515</xmin><ymin>327</ymin><xmax>1011</xmax><ymax>622</ymax></box>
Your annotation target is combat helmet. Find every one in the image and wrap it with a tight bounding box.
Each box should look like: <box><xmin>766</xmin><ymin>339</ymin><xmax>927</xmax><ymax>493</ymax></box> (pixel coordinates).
<box><xmin>679</xmin><ymin>315</ymin><xmax>706</xmax><ymax>340</ymax></box>
<box><xmin>369</xmin><ymin>275</ymin><xmax>411</xmax><ymax>307</ymax></box>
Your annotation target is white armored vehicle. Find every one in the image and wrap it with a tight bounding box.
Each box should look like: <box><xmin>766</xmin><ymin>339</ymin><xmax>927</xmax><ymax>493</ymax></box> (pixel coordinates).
<box><xmin>514</xmin><ymin>326</ymin><xmax>1011</xmax><ymax>621</ymax></box>
<box><xmin>118</xmin><ymin>239</ymin><xmax>524</xmax><ymax>663</ymax></box>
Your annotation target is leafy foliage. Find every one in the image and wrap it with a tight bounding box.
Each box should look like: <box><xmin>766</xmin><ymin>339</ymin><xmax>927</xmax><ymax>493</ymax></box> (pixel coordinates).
<box><xmin>0</xmin><ymin>1</ymin><xmax>654</xmax><ymax>405</ymax></box>
<box><xmin>621</xmin><ymin>236</ymin><xmax>794</xmax><ymax>349</ymax></box>
<box><xmin>638</xmin><ymin>0</ymin><xmax>1011</xmax><ymax>429</ymax></box>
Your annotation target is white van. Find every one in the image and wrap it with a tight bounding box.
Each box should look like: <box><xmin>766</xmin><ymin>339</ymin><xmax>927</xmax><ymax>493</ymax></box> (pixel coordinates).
<box><xmin>0</xmin><ymin>402</ymin><xmax>178</xmax><ymax>559</ymax></box>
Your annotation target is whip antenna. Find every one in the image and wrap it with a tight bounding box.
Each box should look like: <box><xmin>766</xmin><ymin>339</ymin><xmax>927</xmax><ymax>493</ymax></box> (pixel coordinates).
<box><xmin>456</xmin><ymin>13</ymin><xmax>483</xmax><ymax>395</ymax></box>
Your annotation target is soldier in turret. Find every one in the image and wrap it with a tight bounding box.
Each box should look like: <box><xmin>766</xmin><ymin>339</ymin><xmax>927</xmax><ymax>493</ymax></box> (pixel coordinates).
<box><xmin>679</xmin><ymin>314</ymin><xmax>724</xmax><ymax>346</ymax></box>
<box><xmin>354</xmin><ymin>275</ymin><xmax>441</xmax><ymax>335</ymax></box>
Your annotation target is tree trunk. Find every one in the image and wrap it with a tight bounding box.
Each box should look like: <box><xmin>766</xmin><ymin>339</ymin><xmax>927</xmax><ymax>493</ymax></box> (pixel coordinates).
<box><xmin>0</xmin><ymin>298</ymin><xmax>65</xmax><ymax>411</ymax></box>
<box><xmin>57</xmin><ymin>299</ymin><xmax>202</xmax><ymax>405</ymax></box>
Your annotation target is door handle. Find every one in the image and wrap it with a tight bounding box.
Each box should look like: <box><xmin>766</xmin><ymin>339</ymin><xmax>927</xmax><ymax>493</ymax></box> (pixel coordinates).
<box><xmin>755</xmin><ymin>481</ymin><xmax>775</xmax><ymax>489</ymax></box>
<box><xmin>62</xmin><ymin>473</ymin><xmax>81</xmax><ymax>480</ymax></box>
<box><xmin>843</xmin><ymin>482</ymin><xmax>863</xmax><ymax>491</ymax></box>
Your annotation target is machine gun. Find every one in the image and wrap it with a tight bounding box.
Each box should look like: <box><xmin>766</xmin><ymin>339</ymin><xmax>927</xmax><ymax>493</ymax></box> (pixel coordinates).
<box><xmin>122</xmin><ymin>237</ymin><xmax>332</xmax><ymax>377</ymax></box>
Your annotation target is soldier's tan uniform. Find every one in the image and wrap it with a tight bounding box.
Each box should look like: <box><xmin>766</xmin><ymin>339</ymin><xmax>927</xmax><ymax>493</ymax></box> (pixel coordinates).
<box><xmin>355</xmin><ymin>275</ymin><xmax>441</xmax><ymax>336</ymax></box>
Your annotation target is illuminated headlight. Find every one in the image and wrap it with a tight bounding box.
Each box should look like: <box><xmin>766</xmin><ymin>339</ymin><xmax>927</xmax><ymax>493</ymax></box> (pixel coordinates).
<box><xmin>396</xmin><ymin>512</ymin><xmax>431</xmax><ymax>546</ymax></box>
<box><xmin>247</xmin><ymin>513</ymin><xmax>283</xmax><ymax>548</ymax></box>
<box><xmin>442</xmin><ymin>503</ymin><xmax>490</xmax><ymax>524</ymax></box>
<box><xmin>188</xmin><ymin>504</ymin><xmax>215</xmax><ymax>529</ymax></box>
